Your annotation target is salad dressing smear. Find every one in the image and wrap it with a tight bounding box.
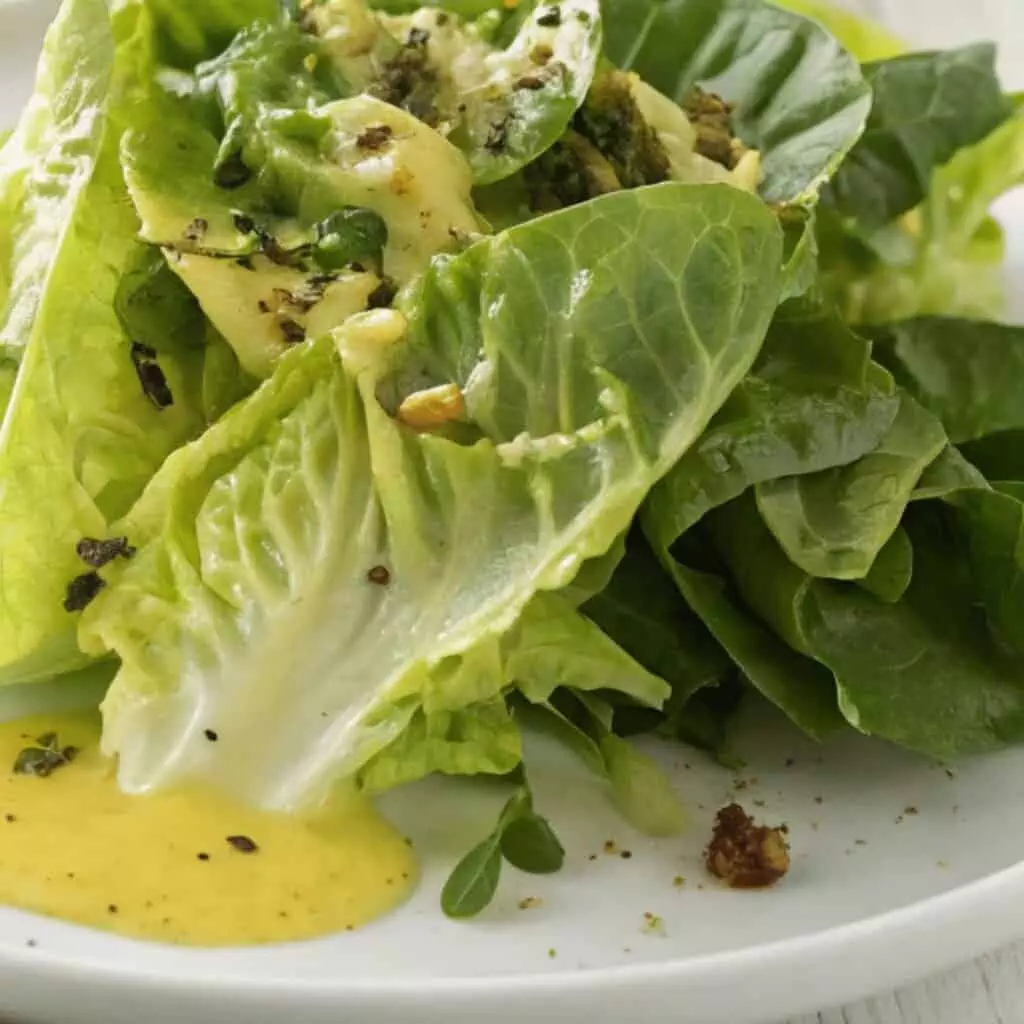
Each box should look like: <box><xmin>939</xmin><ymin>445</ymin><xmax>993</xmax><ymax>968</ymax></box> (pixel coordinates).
<box><xmin>0</xmin><ymin>714</ymin><xmax>415</xmax><ymax>945</ymax></box>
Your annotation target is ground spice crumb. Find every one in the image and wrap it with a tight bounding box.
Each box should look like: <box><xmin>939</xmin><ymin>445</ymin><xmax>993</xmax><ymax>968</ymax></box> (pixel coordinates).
<box><xmin>705</xmin><ymin>803</ymin><xmax>791</xmax><ymax>889</ymax></box>
<box><xmin>937</xmin><ymin>860</ymin><xmax>949</xmax><ymax>870</ymax></box>
<box><xmin>368</xmin><ymin>565</ymin><xmax>391</xmax><ymax>585</ymax></box>
<box><xmin>784</xmin><ymin>758</ymin><xmax>796</xmax><ymax>768</ymax></box>
<box><xmin>620</xmin><ymin>850</ymin><xmax>633</xmax><ymax>860</ymax></box>
<box><xmin>904</xmin><ymin>806</ymin><xmax>919</xmax><ymax>816</ymax></box>
<box><xmin>204</xmin><ymin>729</ymin><xmax>219</xmax><ymax>742</ymax></box>
<box><xmin>345</xmin><ymin>925</ymin><xmax>355</xmax><ymax>932</ymax></box>
<box><xmin>734</xmin><ymin>779</ymin><xmax>748</xmax><ymax>791</ymax></box>
<box><xmin>895</xmin><ymin>815</ymin><xmax>904</xmax><ymax>825</ymax></box>
<box><xmin>814</xmin><ymin>796</ymin><xmax>823</xmax><ymax>805</ymax></box>
<box><xmin>226</xmin><ymin>835</ymin><xmax>259</xmax><ymax>854</ymax></box>
<box><xmin>587</xmin><ymin>854</ymin><xmax>597</xmax><ymax>862</ymax></box>
<box><xmin>197</xmin><ymin>852</ymin><xmax>210</xmax><ymax>862</ymax></box>
<box><xmin>547</xmin><ymin>948</ymin><xmax>557</xmax><ymax>959</ymax></box>
<box><xmin>672</xmin><ymin>876</ymin><xmax>685</xmax><ymax>888</ymax></box>
<box><xmin>945</xmin><ymin>768</ymin><xmax>956</xmax><ymax>780</ymax></box>
<box><xmin>855</xmin><ymin>839</ymin><xmax>867</xmax><ymax>846</ymax></box>
<box><xmin>603</xmin><ymin>839</ymin><xmax>617</xmax><ymax>855</ymax></box>
<box><xmin>26</xmin><ymin>939</ymin><xmax>37</xmax><ymax>948</ymax></box>
<box><xmin>107</xmin><ymin>904</ymin><xmax>119</xmax><ymax>915</ymax></box>
<box><xmin>4</xmin><ymin>814</ymin><xmax>15</xmax><ymax>823</ymax></box>
<box><xmin>753</xmin><ymin>799</ymin><xmax>765</xmax><ymax>808</ymax></box>
<box><xmin>518</xmin><ymin>896</ymin><xmax>543</xmax><ymax>910</ymax></box>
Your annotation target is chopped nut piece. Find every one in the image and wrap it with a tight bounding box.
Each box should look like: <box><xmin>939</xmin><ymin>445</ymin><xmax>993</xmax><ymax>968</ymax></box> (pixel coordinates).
<box><xmin>397</xmin><ymin>384</ymin><xmax>466</xmax><ymax>431</ymax></box>
<box><xmin>705</xmin><ymin>803</ymin><xmax>790</xmax><ymax>889</ymax></box>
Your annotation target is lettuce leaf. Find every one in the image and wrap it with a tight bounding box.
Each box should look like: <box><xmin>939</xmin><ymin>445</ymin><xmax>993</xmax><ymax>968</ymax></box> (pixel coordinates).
<box><xmin>643</xmin><ymin>301</ymin><xmax>899</xmax><ymax>546</ymax></box>
<box><xmin>772</xmin><ymin>0</ymin><xmax>904</xmax><ymax>62</ymax></box>
<box><xmin>825</xmin><ymin>45</ymin><xmax>1011</xmax><ymax>230</ymax></box>
<box><xmin>81</xmin><ymin>183</ymin><xmax>784</xmax><ymax>810</ymax></box>
<box><xmin>599</xmin><ymin>0</ymin><xmax>872</xmax><ymax>203</ymax></box>
<box><xmin>870</xmin><ymin>318</ymin><xmax>1024</xmax><ymax>445</ymax></box>
<box><xmin>821</xmin><ymin>110</ymin><xmax>1024</xmax><ymax>324</ymax></box>
<box><xmin>0</xmin><ymin>0</ymin><xmax>221</xmax><ymax>686</ymax></box>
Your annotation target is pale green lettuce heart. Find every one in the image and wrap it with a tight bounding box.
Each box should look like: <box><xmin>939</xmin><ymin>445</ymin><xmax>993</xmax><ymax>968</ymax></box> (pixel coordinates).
<box><xmin>82</xmin><ymin>183</ymin><xmax>783</xmax><ymax>812</ymax></box>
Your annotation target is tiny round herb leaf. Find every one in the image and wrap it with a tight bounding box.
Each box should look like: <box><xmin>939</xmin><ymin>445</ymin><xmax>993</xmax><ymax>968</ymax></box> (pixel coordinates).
<box><xmin>441</xmin><ymin>837</ymin><xmax>503</xmax><ymax>919</ymax></box>
<box><xmin>500</xmin><ymin>813</ymin><xmax>565</xmax><ymax>875</ymax></box>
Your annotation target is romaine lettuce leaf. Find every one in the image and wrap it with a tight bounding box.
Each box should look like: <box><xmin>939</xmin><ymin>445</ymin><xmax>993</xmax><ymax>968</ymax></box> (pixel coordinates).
<box><xmin>825</xmin><ymin>45</ymin><xmax>1011</xmax><ymax>230</ymax></box>
<box><xmin>772</xmin><ymin>0</ymin><xmax>904</xmax><ymax>62</ymax></box>
<box><xmin>705</xmin><ymin>494</ymin><xmax>1024</xmax><ymax>759</ymax></box>
<box><xmin>754</xmin><ymin>393</ymin><xmax>948</xmax><ymax>580</ymax></box>
<box><xmin>0</xmin><ymin>0</ymin><xmax>220</xmax><ymax>686</ymax></box>
<box><xmin>305</xmin><ymin>0</ymin><xmax>603</xmax><ymax>186</ymax></box>
<box><xmin>642</xmin><ymin>301</ymin><xmax>899</xmax><ymax>547</ymax></box>
<box><xmin>821</xmin><ymin>110</ymin><xmax>1024</xmax><ymax>324</ymax></box>
<box><xmin>143</xmin><ymin>0</ymin><xmax>282</xmax><ymax>68</ymax></box>
<box><xmin>870</xmin><ymin>318</ymin><xmax>1024</xmax><ymax>445</ymax></box>
<box><xmin>599</xmin><ymin>0</ymin><xmax>872</xmax><ymax>203</ymax></box>
<box><xmin>81</xmin><ymin>183</ymin><xmax>784</xmax><ymax>811</ymax></box>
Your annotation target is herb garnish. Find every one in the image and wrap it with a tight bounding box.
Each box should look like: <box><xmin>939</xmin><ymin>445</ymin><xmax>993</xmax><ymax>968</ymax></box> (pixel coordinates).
<box><xmin>13</xmin><ymin>733</ymin><xmax>79</xmax><ymax>778</ymax></box>
<box><xmin>226</xmin><ymin>835</ymin><xmax>259</xmax><ymax>854</ymax></box>
<box><xmin>76</xmin><ymin>537</ymin><xmax>136</xmax><ymax>569</ymax></box>
<box><xmin>63</xmin><ymin>572</ymin><xmax>106</xmax><ymax>613</ymax></box>
<box><xmin>130</xmin><ymin>342</ymin><xmax>174</xmax><ymax>409</ymax></box>
<box><xmin>441</xmin><ymin>781</ymin><xmax>564</xmax><ymax>919</ymax></box>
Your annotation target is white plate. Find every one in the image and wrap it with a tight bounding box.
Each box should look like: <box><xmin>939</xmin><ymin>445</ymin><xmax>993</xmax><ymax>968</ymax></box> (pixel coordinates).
<box><xmin>2</xmin><ymin>3</ymin><xmax>1024</xmax><ymax>1023</ymax></box>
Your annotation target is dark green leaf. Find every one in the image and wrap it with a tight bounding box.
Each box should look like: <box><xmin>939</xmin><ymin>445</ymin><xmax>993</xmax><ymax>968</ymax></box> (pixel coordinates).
<box><xmin>825</xmin><ymin>45</ymin><xmax>1010</xmax><ymax>229</ymax></box>
<box><xmin>440</xmin><ymin>835</ymin><xmax>504</xmax><ymax>918</ymax></box>
<box><xmin>857</xmin><ymin>526</ymin><xmax>913</xmax><ymax>604</ymax></box>
<box><xmin>644</xmin><ymin>301</ymin><xmax>898</xmax><ymax>549</ymax></box>
<box><xmin>665</xmin><ymin>554</ymin><xmax>843</xmax><ymax>740</ymax></box>
<box><xmin>582</xmin><ymin>533</ymin><xmax>731</xmax><ymax>709</ymax></box>
<box><xmin>755</xmin><ymin>393</ymin><xmax>947</xmax><ymax>580</ymax></box>
<box><xmin>871</xmin><ymin>318</ymin><xmax>1024</xmax><ymax>445</ymax></box>
<box><xmin>803</xmin><ymin>505</ymin><xmax>1024</xmax><ymax>758</ymax></box>
<box><xmin>600</xmin><ymin>0</ymin><xmax>871</xmax><ymax>203</ymax></box>
<box><xmin>500</xmin><ymin>813</ymin><xmax>566</xmax><ymax>874</ymax></box>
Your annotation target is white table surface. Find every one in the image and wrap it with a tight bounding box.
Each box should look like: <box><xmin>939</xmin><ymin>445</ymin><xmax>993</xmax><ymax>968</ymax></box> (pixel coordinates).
<box><xmin>782</xmin><ymin>1</ymin><xmax>1024</xmax><ymax>1021</ymax></box>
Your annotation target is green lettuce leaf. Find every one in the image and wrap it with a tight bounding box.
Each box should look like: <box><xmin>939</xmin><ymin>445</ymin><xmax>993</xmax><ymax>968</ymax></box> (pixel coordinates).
<box><xmin>870</xmin><ymin>318</ymin><xmax>1024</xmax><ymax>445</ymax></box>
<box><xmin>754</xmin><ymin>393</ymin><xmax>947</xmax><ymax>580</ymax></box>
<box><xmin>143</xmin><ymin>0</ymin><xmax>282</xmax><ymax>68</ymax></box>
<box><xmin>643</xmin><ymin>301</ymin><xmax>898</xmax><ymax>547</ymax></box>
<box><xmin>707</xmin><ymin>495</ymin><xmax>1024</xmax><ymax>759</ymax></box>
<box><xmin>82</xmin><ymin>183</ymin><xmax>784</xmax><ymax>810</ymax></box>
<box><xmin>825</xmin><ymin>45</ymin><xmax>1011</xmax><ymax>230</ymax></box>
<box><xmin>772</xmin><ymin>0</ymin><xmax>904</xmax><ymax>62</ymax></box>
<box><xmin>821</xmin><ymin>110</ymin><xmax>1024</xmax><ymax>324</ymax></box>
<box><xmin>599</xmin><ymin>0</ymin><xmax>872</xmax><ymax>203</ymax></box>
<box><xmin>305</xmin><ymin>0</ymin><xmax>603</xmax><ymax>186</ymax></box>
<box><xmin>0</xmin><ymin>0</ymin><xmax>219</xmax><ymax>685</ymax></box>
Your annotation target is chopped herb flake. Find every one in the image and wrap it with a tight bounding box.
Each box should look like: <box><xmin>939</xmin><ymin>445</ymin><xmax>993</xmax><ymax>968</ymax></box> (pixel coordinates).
<box><xmin>130</xmin><ymin>342</ymin><xmax>174</xmax><ymax>409</ymax></box>
<box><xmin>13</xmin><ymin>734</ymin><xmax>78</xmax><ymax>778</ymax></box>
<box><xmin>226</xmin><ymin>835</ymin><xmax>259</xmax><ymax>854</ymax></box>
<box><xmin>76</xmin><ymin>537</ymin><xmax>136</xmax><ymax>569</ymax></box>
<box><xmin>64</xmin><ymin>572</ymin><xmax>106</xmax><ymax>613</ymax></box>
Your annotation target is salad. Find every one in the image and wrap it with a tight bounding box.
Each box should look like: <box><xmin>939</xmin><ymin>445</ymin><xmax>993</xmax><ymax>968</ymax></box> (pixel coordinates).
<box><xmin>0</xmin><ymin>0</ymin><xmax>1022</xmax><ymax>929</ymax></box>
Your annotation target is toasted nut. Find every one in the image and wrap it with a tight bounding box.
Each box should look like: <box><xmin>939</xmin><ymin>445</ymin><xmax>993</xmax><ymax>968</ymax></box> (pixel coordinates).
<box><xmin>398</xmin><ymin>383</ymin><xmax>466</xmax><ymax>430</ymax></box>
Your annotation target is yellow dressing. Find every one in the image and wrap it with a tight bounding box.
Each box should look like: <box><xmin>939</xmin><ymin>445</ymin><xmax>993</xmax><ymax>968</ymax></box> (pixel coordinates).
<box><xmin>0</xmin><ymin>714</ymin><xmax>416</xmax><ymax>946</ymax></box>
